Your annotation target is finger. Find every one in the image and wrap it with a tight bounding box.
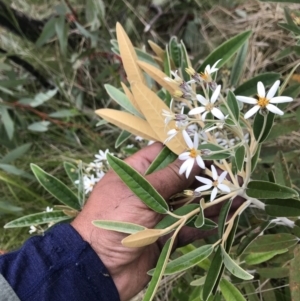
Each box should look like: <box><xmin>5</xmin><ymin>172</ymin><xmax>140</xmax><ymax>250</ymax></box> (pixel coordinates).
<box><xmin>125</xmin><ymin>142</ymin><xmax>164</xmax><ymax>174</ymax></box>
<box><xmin>146</xmin><ymin>158</ymin><xmax>202</xmax><ymax>200</ymax></box>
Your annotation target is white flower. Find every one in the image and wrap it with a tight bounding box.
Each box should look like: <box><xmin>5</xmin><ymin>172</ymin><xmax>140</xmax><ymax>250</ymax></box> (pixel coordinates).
<box><xmin>135</xmin><ymin>136</ymin><xmax>144</xmax><ymax>142</ymax></box>
<box><xmin>94</xmin><ymin>149</ymin><xmax>109</xmax><ymax>162</ymax></box>
<box><xmin>188</xmin><ymin>85</ymin><xmax>225</xmax><ymax>121</ymax></box>
<box><xmin>178</xmin><ymin>131</ymin><xmax>205</xmax><ymax>178</ymax></box>
<box><xmin>236</xmin><ymin>80</ymin><xmax>293</xmax><ymax>119</ymax></box>
<box><xmin>29</xmin><ymin>225</ymin><xmax>37</xmax><ymax>234</ymax></box>
<box><xmin>195</xmin><ymin>165</ymin><xmax>230</xmax><ymax>202</ymax></box>
<box><xmin>201</xmin><ymin>59</ymin><xmax>222</xmax><ymax>82</ymax></box>
<box><xmin>95</xmin><ymin>171</ymin><xmax>105</xmax><ymax>182</ymax></box>
<box><xmin>45</xmin><ymin>206</ymin><xmax>53</xmax><ymax>212</ymax></box>
<box><xmin>82</xmin><ymin>174</ymin><xmax>97</xmax><ymax>194</ymax></box>
<box><xmin>86</xmin><ymin>161</ymin><xmax>103</xmax><ymax>173</ymax></box>
<box><xmin>164</xmin><ymin>120</ymin><xmax>188</xmax><ymax>144</ymax></box>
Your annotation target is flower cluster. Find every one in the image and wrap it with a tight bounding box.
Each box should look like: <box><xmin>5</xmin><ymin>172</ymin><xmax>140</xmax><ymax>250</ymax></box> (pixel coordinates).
<box><xmin>74</xmin><ymin>149</ymin><xmax>110</xmax><ymax>195</ymax></box>
<box><xmin>163</xmin><ymin>59</ymin><xmax>293</xmax><ymax>204</ymax></box>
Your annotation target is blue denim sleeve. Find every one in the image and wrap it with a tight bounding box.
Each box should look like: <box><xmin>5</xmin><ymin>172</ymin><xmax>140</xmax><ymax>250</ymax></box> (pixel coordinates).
<box><xmin>0</xmin><ymin>223</ymin><xmax>120</xmax><ymax>301</ymax></box>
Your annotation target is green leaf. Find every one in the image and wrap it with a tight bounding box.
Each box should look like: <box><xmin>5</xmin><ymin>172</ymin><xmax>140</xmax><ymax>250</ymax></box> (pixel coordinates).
<box><xmin>202</xmin><ymin>246</ymin><xmax>223</xmax><ymax>301</ymax></box>
<box><xmin>260</xmin><ymin>0</ymin><xmax>300</xmax><ymax>4</ymax></box>
<box><xmin>242</xmin><ymin>283</ymin><xmax>261</xmax><ymax>301</ymax></box>
<box><xmin>0</xmin><ymin>107</ymin><xmax>14</xmax><ymax>140</ymax></box>
<box><xmin>30</xmin><ymin>89</ymin><xmax>58</xmax><ymax>107</ymax></box>
<box><xmin>289</xmin><ymin>245</ymin><xmax>300</xmax><ymax>301</ymax></box>
<box><xmin>148</xmin><ymin>244</ymin><xmax>214</xmax><ymax>276</ymax></box>
<box><xmin>36</xmin><ymin>17</ymin><xmax>56</xmax><ymax>47</ymax></box>
<box><xmin>198</xmin><ymin>30</ymin><xmax>251</xmax><ymax>72</ymax></box>
<box><xmin>230</xmin><ymin>41</ymin><xmax>248</xmax><ymax>87</ymax></box>
<box><xmin>145</xmin><ymin>146</ymin><xmax>177</xmax><ymax>175</ymax></box>
<box><xmin>220</xmin><ymin>279</ymin><xmax>247</xmax><ymax>301</ymax></box>
<box><xmin>0</xmin><ymin>201</ymin><xmax>23</xmax><ymax>214</ymax></box>
<box><xmin>163</xmin><ymin>48</ymin><xmax>172</xmax><ymax>107</ymax></box>
<box><xmin>63</xmin><ymin>162</ymin><xmax>79</xmax><ymax>184</ymax></box>
<box><xmin>143</xmin><ymin>238</ymin><xmax>172</xmax><ymax>301</ymax></box>
<box><xmin>104</xmin><ymin>84</ymin><xmax>143</xmax><ymax>118</ymax></box>
<box><xmin>4</xmin><ymin>210</ymin><xmax>70</xmax><ymax>228</ymax></box>
<box><xmin>92</xmin><ymin>220</ymin><xmax>146</xmax><ymax>234</ymax></box>
<box><xmin>236</xmin><ymin>221</ymin><xmax>272</xmax><ymax>256</ymax></box>
<box><xmin>55</xmin><ymin>15</ymin><xmax>68</xmax><ymax>56</ymax></box>
<box><xmin>28</xmin><ymin>121</ymin><xmax>51</xmax><ymax>132</ymax></box>
<box><xmin>234</xmin><ymin>72</ymin><xmax>280</xmax><ymax>96</ymax></box>
<box><xmin>235</xmin><ymin>146</ymin><xmax>245</xmax><ymax>172</ymax></box>
<box><xmin>244</xmin><ymin>249</ymin><xmax>288</xmax><ymax>265</ymax></box>
<box><xmin>246</xmin><ymin>180</ymin><xmax>298</xmax><ymax>199</ymax></box>
<box><xmin>0</xmin><ymin>143</ymin><xmax>31</xmax><ymax>164</ymax></box>
<box><xmin>169</xmin><ymin>36</ymin><xmax>181</xmax><ymax>68</ymax></box>
<box><xmin>253</xmin><ymin>111</ymin><xmax>275</xmax><ymax>143</ymax></box>
<box><xmin>106</xmin><ymin>154</ymin><xmax>169</xmax><ymax>214</ymax></box>
<box><xmin>244</xmin><ymin>233</ymin><xmax>298</xmax><ymax>253</ymax></box>
<box><xmin>30</xmin><ymin>164</ymin><xmax>81</xmax><ymax>211</ymax></box>
<box><xmin>155</xmin><ymin>204</ymin><xmax>198</xmax><ymax>229</ymax></box>
<box><xmin>115</xmin><ymin>130</ymin><xmax>131</xmax><ymax>148</ymax></box>
<box><xmin>135</xmin><ymin>48</ymin><xmax>160</xmax><ymax>69</ymax></box>
<box><xmin>221</xmin><ymin>246</ymin><xmax>253</xmax><ymax>280</ymax></box>
<box><xmin>225</xmin><ymin>215</ymin><xmax>240</xmax><ymax>252</ymax></box>
<box><xmin>273</xmin><ymin>151</ymin><xmax>292</xmax><ymax>187</ymax></box>
<box><xmin>0</xmin><ymin>163</ymin><xmax>33</xmax><ymax>179</ymax></box>
<box><xmin>194</xmin><ymin>204</ymin><xmax>205</xmax><ymax>228</ymax></box>
<box><xmin>218</xmin><ymin>199</ymin><xmax>233</xmax><ymax>239</ymax></box>
<box><xmin>279</xmin><ymin>23</ymin><xmax>300</xmax><ymax>35</ymax></box>
<box><xmin>257</xmin><ymin>267</ymin><xmax>289</xmax><ymax>278</ymax></box>
<box><xmin>264</xmin><ymin>198</ymin><xmax>300</xmax><ymax>216</ymax></box>
<box><xmin>49</xmin><ymin>109</ymin><xmax>79</xmax><ymax>118</ymax></box>
<box><xmin>180</xmin><ymin>40</ymin><xmax>192</xmax><ymax>82</ymax></box>
<box><xmin>227</xmin><ymin>91</ymin><xmax>240</xmax><ymax>121</ymax></box>
<box><xmin>251</xmin><ymin>144</ymin><xmax>261</xmax><ymax>172</ymax></box>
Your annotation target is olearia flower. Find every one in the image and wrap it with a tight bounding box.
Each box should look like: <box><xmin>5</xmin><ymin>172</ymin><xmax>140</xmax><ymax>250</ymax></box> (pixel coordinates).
<box><xmin>178</xmin><ymin>131</ymin><xmax>205</xmax><ymax>178</ymax></box>
<box><xmin>185</xmin><ymin>59</ymin><xmax>221</xmax><ymax>88</ymax></box>
<box><xmin>188</xmin><ymin>85</ymin><xmax>225</xmax><ymax>121</ymax></box>
<box><xmin>195</xmin><ymin>165</ymin><xmax>230</xmax><ymax>202</ymax></box>
<box><xmin>164</xmin><ymin>120</ymin><xmax>188</xmax><ymax>143</ymax></box>
<box><xmin>94</xmin><ymin>149</ymin><xmax>110</xmax><ymax>162</ymax></box>
<box><xmin>236</xmin><ymin>80</ymin><xmax>293</xmax><ymax>119</ymax></box>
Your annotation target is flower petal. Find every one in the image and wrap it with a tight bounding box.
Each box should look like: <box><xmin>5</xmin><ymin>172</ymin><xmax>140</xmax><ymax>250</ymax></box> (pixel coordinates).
<box><xmin>218</xmin><ymin>171</ymin><xmax>228</xmax><ymax>183</ymax></box>
<box><xmin>182</xmin><ymin>130</ymin><xmax>194</xmax><ymax>149</ymax></box>
<box><xmin>218</xmin><ymin>183</ymin><xmax>231</xmax><ymax>193</ymax></box>
<box><xmin>266</xmin><ymin>80</ymin><xmax>280</xmax><ymax>99</ymax></box>
<box><xmin>202</xmin><ymin>111</ymin><xmax>209</xmax><ymax>121</ymax></box>
<box><xmin>244</xmin><ymin>105</ymin><xmax>260</xmax><ymax>119</ymax></box>
<box><xmin>196</xmin><ymin>94</ymin><xmax>209</xmax><ymax>106</ymax></box>
<box><xmin>195</xmin><ymin>184</ymin><xmax>212</xmax><ymax>192</ymax></box>
<box><xmin>178</xmin><ymin>152</ymin><xmax>191</xmax><ymax>160</ymax></box>
<box><xmin>185</xmin><ymin>158</ymin><xmax>195</xmax><ymax>178</ymax></box>
<box><xmin>266</xmin><ymin>104</ymin><xmax>284</xmax><ymax>115</ymax></box>
<box><xmin>211</xmin><ymin>165</ymin><xmax>218</xmax><ymax>180</ymax></box>
<box><xmin>211</xmin><ymin>85</ymin><xmax>221</xmax><ymax>104</ymax></box>
<box><xmin>195</xmin><ymin>176</ymin><xmax>212</xmax><ymax>185</ymax></box>
<box><xmin>236</xmin><ymin>96</ymin><xmax>257</xmax><ymax>104</ymax></box>
<box><xmin>210</xmin><ymin>59</ymin><xmax>222</xmax><ymax>73</ymax></box>
<box><xmin>189</xmin><ymin>107</ymin><xmax>206</xmax><ymax>115</ymax></box>
<box><xmin>193</xmin><ymin>133</ymin><xmax>199</xmax><ymax>149</ymax></box>
<box><xmin>211</xmin><ymin>107</ymin><xmax>225</xmax><ymax>120</ymax></box>
<box><xmin>196</xmin><ymin>155</ymin><xmax>205</xmax><ymax>169</ymax></box>
<box><xmin>179</xmin><ymin>159</ymin><xmax>190</xmax><ymax>175</ymax></box>
<box><xmin>269</xmin><ymin>96</ymin><xmax>293</xmax><ymax>104</ymax></box>
<box><xmin>210</xmin><ymin>187</ymin><xmax>218</xmax><ymax>202</ymax></box>
<box><xmin>257</xmin><ymin>81</ymin><xmax>265</xmax><ymax>98</ymax></box>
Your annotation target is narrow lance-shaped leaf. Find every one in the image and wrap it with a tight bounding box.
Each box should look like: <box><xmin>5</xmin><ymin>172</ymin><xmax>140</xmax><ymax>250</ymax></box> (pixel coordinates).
<box><xmin>264</xmin><ymin>198</ymin><xmax>300</xmax><ymax>217</ymax></box>
<box><xmin>63</xmin><ymin>162</ymin><xmax>79</xmax><ymax>184</ymax></box>
<box><xmin>202</xmin><ymin>246</ymin><xmax>223</xmax><ymax>301</ymax></box>
<box><xmin>169</xmin><ymin>36</ymin><xmax>181</xmax><ymax>68</ymax></box>
<box><xmin>122</xmin><ymin>229</ymin><xmax>165</xmax><ymax>248</ymax></box>
<box><xmin>198</xmin><ymin>30</ymin><xmax>251</xmax><ymax>72</ymax></box>
<box><xmin>143</xmin><ymin>238</ymin><xmax>172</xmax><ymax>301</ymax></box>
<box><xmin>220</xmin><ymin>279</ymin><xmax>247</xmax><ymax>301</ymax></box>
<box><xmin>4</xmin><ymin>211</ymin><xmax>70</xmax><ymax>228</ymax></box>
<box><xmin>221</xmin><ymin>246</ymin><xmax>254</xmax><ymax>280</ymax></box>
<box><xmin>274</xmin><ymin>151</ymin><xmax>292</xmax><ymax>188</ymax></box>
<box><xmin>194</xmin><ymin>201</ymin><xmax>205</xmax><ymax>228</ymax></box>
<box><xmin>104</xmin><ymin>84</ymin><xmax>143</xmax><ymax>118</ymax></box>
<box><xmin>92</xmin><ymin>220</ymin><xmax>146</xmax><ymax>234</ymax></box>
<box><xmin>244</xmin><ymin>249</ymin><xmax>288</xmax><ymax>265</ymax></box>
<box><xmin>227</xmin><ymin>91</ymin><xmax>240</xmax><ymax>121</ymax></box>
<box><xmin>106</xmin><ymin>153</ymin><xmax>169</xmax><ymax>214</ymax></box>
<box><xmin>253</xmin><ymin>110</ymin><xmax>275</xmax><ymax>143</ymax></box>
<box><xmin>95</xmin><ymin>109</ymin><xmax>159</xmax><ymax>141</ymax></box>
<box><xmin>230</xmin><ymin>40</ymin><xmax>248</xmax><ymax>87</ymax></box>
<box><xmin>235</xmin><ymin>145</ymin><xmax>245</xmax><ymax>172</ymax></box>
<box><xmin>145</xmin><ymin>146</ymin><xmax>177</xmax><ymax>175</ymax></box>
<box><xmin>246</xmin><ymin>180</ymin><xmax>298</xmax><ymax>199</ymax></box>
<box><xmin>218</xmin><ymin>199</ymin><xmax>233</xmax><ymax>239</ymax></box>
<box><xmin>115</xmin><ymin>130</ymin><xmax>131</xmax><ymax>148</ymax></box>
<box><xmin>148</xmin><ymin>244</ymin><xmax>214</xmax><ymax>276</ymax></box>
<box><xmin>30</xmin><ymin>164</ymin><xmax>81</xmax><ymax>210</ymax></box>
<box><xmin>0</xmin><ymin>143</ymin><xmax>31</xmax><ymax>164</ymax></box>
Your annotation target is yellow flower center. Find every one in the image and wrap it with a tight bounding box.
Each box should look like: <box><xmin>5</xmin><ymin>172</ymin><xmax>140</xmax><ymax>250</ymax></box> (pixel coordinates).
<box><xmin>185</xmin><ymin>67</ymin><xmax>196</xmax><ymax>76</ymax></box>
<box><xmin>257</xmin><ymin>96</ymin><xmax>269</xmax><ymax>108</ymax></box>
<box><xmin>189</xmin><ymin>148</ymin><xmax>198</xmax><ymax>158</ymax></box>
<box><xmin>205</xmin><ymin>103</ymin><xmax>214</xmax><ymax>112</ymax></box>
<box><xmin>200</xmin><ymin>72</ymin><xmax>212</xmax><ymax>82</ymax></box>
<box><xmin>212</xmin><ymin>180</ymin><xmax>218</xmax><ymax>187</ymax></box>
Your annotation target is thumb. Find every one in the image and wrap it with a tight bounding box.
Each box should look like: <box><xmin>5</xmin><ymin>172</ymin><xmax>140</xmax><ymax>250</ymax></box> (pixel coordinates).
<box><xmin>145</xmin><ymin>159</ymin><xmax>202</xmax><ymax>200</ymax></box>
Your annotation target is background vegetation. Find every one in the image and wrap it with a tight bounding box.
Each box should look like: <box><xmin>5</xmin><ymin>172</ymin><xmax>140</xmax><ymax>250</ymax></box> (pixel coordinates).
<box><xmin>0</xmin><ymin>0</ymin><xmax>300</xmax><ymax>299</ymax></box>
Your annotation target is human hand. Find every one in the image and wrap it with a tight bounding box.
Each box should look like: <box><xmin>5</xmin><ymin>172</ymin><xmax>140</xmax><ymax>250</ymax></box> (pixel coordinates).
<box><xmin>71</xmin><ymin>142</ymin><xmax>242</xmax><ymax>301</ymax></box>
